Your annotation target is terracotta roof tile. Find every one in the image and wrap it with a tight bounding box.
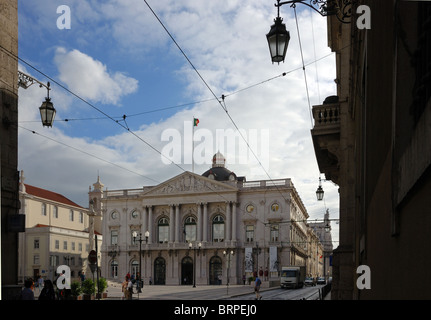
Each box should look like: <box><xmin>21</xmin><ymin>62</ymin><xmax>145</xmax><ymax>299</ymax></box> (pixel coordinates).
<box><xmin>24</xmin><ymin>184</ymin><xmax>84</xmax><ymax>209</ymax></box>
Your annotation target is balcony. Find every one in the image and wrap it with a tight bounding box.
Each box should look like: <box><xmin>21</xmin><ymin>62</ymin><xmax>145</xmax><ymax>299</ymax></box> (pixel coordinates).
<box><xmin>310</xmin><ymin>96</ymin><xmax>341</xmax><ymax>184</ymax></box>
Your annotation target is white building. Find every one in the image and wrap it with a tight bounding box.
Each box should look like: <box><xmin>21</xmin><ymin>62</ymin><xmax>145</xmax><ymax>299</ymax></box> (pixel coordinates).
<box><xmin>18</xmin><ymin>171</ymin><xmax>102</xmax><ymax>282</ymax></box>
<box><xmin>97</xmin><ymin>153</ymin><xmax>323</xmax><ymax>286</ymax></box>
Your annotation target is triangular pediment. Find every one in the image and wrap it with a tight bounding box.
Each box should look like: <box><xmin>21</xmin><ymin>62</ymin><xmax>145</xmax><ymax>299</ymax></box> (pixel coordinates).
<box><xmin>142</xmin><ymin>171</ymin><xmax>237</xmax><ymax>197</ymax></box>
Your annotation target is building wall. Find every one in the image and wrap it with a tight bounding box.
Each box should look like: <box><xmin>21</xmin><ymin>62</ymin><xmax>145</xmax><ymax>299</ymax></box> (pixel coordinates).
<box><xmin>316</xmin><ymin>0</ymin><xmax>431</xmax><ymax>299</ymax></box>
<box><xmin>18</xmin><ymin>186</ymin><xmax>102</xmax><ymax>282</ymax></box>
<box><xmin>98</xmin><ymin>171</ymin><xmax>322</xmax><ymax>286</ymax></box>
<box><xmin>0</xmin><ymin>0</ymin><xmax>19</xmax><ymax>298</ymax></box>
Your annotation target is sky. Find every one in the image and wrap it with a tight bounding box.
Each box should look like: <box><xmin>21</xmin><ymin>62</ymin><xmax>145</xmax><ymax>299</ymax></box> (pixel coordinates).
<box><xmin>16</xmin><ymin>0</ymin><xmax>340</xmax><ymax>247</ymax></box>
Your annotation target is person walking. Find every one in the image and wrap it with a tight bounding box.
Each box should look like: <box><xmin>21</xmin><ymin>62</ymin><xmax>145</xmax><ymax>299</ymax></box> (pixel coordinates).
<box><xmin>122</xmin><ymin>276</ymin><xmax>130</xmax><ymax>300</ymax></box>
<box><xmin>21</xmin><ymin>279</ymin><xmax>35</xmax><ymax>300</ymax></box>
<box><xmin>38</xmin><ymin>280</ymin><xmax>56</xmax><ymax>300</ymax></box>
<box><xmin>254</xmin><ymin>275</ymin><xmax>262</xmax><ymax>300</ymax></box>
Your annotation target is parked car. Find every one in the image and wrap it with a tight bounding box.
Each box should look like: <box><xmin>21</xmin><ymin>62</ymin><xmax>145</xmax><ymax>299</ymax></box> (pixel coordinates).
<box><xmin>304</xmin><ymin>277</ymin><xmax>316</xmax><ymax>286</ymax></box>
<box><xmin>317</xmin><ymin>277</ymin><xmax>326</xmax><ymax>285</ymax></box>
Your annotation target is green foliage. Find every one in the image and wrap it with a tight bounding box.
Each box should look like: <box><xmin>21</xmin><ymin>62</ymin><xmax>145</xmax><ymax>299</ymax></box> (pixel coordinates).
<box><xmin>71</xmin><ymin>280</ymin><xmax>82</xmax><ymax>297</ymax></box>
<box><xmin>98</xmin><ymin>277</ymin><xmax>108</xmax><ymax>293</ymax></box>
<box><xmin>82</xmin><ymin>278</ymin><xmax>96</xmax><ymax>295</ymax></box>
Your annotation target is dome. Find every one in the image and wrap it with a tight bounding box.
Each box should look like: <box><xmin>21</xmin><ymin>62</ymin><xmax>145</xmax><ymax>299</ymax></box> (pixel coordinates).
<box><xmin>202</xmin><ymin>152</ymin><xmax>237</xmax><ymax>182</ymax></box>
<box><xmin>212</xmin><ymin>151</ymin><xmax>226</xmax><ymax>167</ymax></box>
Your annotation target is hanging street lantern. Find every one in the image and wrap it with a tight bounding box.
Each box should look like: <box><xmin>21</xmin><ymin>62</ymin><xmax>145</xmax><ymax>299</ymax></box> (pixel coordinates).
<box><xmin>266</xmin><ymin>16</ymin><xmax>290</xmax><ymax>64</ymax></box>
<box><xmin>39</xmin><ymin>82</ymin><xmax>56</xmax><ymax>127</ymax></box>
<box><xmin>316</xmin><ymin>177</ymin><xmax>324</xmax><ymax>201</ymax></box>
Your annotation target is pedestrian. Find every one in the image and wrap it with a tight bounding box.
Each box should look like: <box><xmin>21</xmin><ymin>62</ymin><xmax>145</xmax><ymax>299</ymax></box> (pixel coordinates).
<box><xmin>21</xmin><ymin>278</ymin><xmax>35</xmax><ymax>300</ymax></box>
<box><xmin>242</xmin><ymin>274</ymin><xmax>246</xmax><ymax>285</ymax></box>
<box><xmin>127</xmin><ymin>276</ymin><xmax>133</xmax><ymax>300</ymax></box>
<box><xmin>149</xmin><ymin>276</ymin><xmax>153</xmax><ymax>285</ymax></box>
<box><xmin>80</xmin><ymin>272</ymin><xmax>86</xmax><ymax>283</ymax></box>
<box><xmin>38</xmin><ymin>280</ymin><xmax>56</xmax><ymax>300</ymax></box>
<box><xmin>254</xmin><ymin>275</ymin><xmax>262</xmax><ymax>300</ymax></box>
<box><xmin>122</xmin><ymin>276</ymin><xmax>130</xmax><ymax>300</ymax></box>
<box><xmin>38</xmin><ymin>275</ymin><xmax>44</xmax><ymax>289</ymax></box>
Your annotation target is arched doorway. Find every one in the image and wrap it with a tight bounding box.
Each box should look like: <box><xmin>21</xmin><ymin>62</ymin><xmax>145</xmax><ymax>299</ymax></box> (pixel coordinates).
<box><xmin>209</xmin><ymin>256</ymin><xmax>222</xmax><ymax>285</ymax></box>
<box><xmin>181</xmin><ymin>256</ymin><xmax>193</xmax><ymax>285</ymax></box>
<box><xmin>154</xmin><ymin>257</ymin><xmax>166</xmax><ymax>285</ymax></box>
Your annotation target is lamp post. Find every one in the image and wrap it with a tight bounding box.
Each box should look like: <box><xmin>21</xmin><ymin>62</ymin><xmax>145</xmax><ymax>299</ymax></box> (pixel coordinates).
<box><xmin>18</xmin><ymin>71</ymin><xmax>56</xmax><ymax>127</ymax></box>
<box><xmin>189</xmin><ymin>242</ymin><xmax>201</xmax><ymax>287</ymax></box>
<box><xmin>132</xmin><ymin>231</ymin><xmax>148</xmax><ymax>294</ymax></box>
<box><xmin>223</xmin><ymin>249</ymin><xmax>234</xmax><ymax>295</ymax></box>
<box><xmin>316</xmin><ymin>177</ymin><xmax>324</xmax><ymax>201</ymax></box>
<box><xmin>266</xmin><ymin>0</ymin><xmax>356</xmax><ymax>63</ymax></box>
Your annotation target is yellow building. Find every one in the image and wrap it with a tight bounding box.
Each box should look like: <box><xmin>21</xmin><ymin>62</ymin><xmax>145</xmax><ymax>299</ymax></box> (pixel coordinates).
<box><xmin>18</xmin><ymin>171</ymin><xmax>102</xmax><ymax>282</ymax></box>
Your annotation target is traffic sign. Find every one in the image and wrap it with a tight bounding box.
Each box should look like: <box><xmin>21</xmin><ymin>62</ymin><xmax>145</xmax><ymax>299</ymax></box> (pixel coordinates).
<box><xmin>88</xmin><ymin>250</ymin><xmax>97</xmax><ymax>264</ymax></box>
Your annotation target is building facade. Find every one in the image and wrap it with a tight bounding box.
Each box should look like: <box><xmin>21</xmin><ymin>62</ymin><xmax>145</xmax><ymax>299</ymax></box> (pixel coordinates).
<box><xmin>18</xmin><ymin>171</ymin><xmax>102</xmax><ymax>282</ymax></box>
<box><xmin>98</xmin><ymin>153</ymin><xmax>329</xmax><ymax>286</ymax></box>
<box><xmin>1</xmin><ymin>0</ymin><xmax>19</xmax><ymax>299</ymax></box>
<box><xmin>311</xmin><ymin>0</ymin><xmax>431</xmax><ymax>299</ymax></box>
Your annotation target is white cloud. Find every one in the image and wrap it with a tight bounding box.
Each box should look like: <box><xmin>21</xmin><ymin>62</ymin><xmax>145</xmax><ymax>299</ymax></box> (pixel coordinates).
<box><xmin>54</xmin><ymin>47</ymin><xmax>138</xmax><ymax>105</ymax></box>
<box><xmin>18</xmin><ymin>1</ymin><xmax>339</xmax><ymax>247</ymax></box>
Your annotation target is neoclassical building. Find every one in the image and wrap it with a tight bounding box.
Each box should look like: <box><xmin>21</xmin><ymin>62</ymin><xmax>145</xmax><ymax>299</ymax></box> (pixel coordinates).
<box><xmin>96</xmin><ymin>153</ymin><xmax>325</xmax><ymax>286</ymax></box>
<box><xmin>18</xmin><ymin>171</ymin><xmax>102</xmax><ymax>283</ymax></box>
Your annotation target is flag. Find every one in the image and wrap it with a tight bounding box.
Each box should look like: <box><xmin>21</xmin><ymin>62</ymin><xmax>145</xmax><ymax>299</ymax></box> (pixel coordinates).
<box><xmin>193</xmin><ymin>118</ymin><xmax>199</xmax><ymax>126</ymax></box>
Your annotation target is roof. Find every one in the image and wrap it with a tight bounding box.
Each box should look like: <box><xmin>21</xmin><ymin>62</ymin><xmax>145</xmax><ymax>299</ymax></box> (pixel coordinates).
<box><xmin>24</xmin><ymin>184</ymin><xmax>84</xmax><ymax>209</ymax></box>
<box><xmin>202</xmin><ymin>166</ymin><xmax>236</xmax><ymax>181</ymax></box>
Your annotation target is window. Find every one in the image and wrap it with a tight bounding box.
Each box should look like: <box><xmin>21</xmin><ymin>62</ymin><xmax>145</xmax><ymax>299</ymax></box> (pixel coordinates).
<box><xmin>79</xmin><ymin>243</ymin><xmax>83</xmax><ymax>251</ymax></box>
<box><xmin>34</xmin><ymin>239</ymin><xmax>40</xmax><ymax>249</ymax></box>
<box><xmin>158</xmin><ymin>217</ymin><xmax>169</xmax><ymax>243</ymax></box>
<box><xmin>69</xmin><ymin>210</ymin><xmax>74</xmax><ymax>221</ymax></box>
<box><xmin>111</xmin><ymin>230</ymin><xmax>118</xmax><ymax>245</ymax></box>
<box><xmin>270</xmin><ymin>225</ymin><xmax>279</xmax><ymax>242</ymax></box>
<box><xmin>63</xmin><ymin>241</ymin><xmax>67</xmax><ymax>250</ymax></box>
<box><xmin>246</xmin><ymin>204</ymin><xmax>254</xmax><ymax>213</ymax></box>
<box><xmin>50</xmin><ymin>255</ymin><xmax>59</xmax><ymax>266</ymax></box>
<box><xmin>42</xmin><ymin>203</ymin><xmax>47</xmax><ymax>216</ymax></box>
<box><xmin>271</xmin><ymin>203</ymin><xmax>279</xmax><ymax>212</ymax></box>
<box><xmin>212</xmin><ymin>215</ymin><xmax>224</xmax><ymax>242</ymax></box>
<box><xmin>53</xmin><ymin>206</ymin><xmax>58</xmax><ymax>218</ymax></box>
<box><xmin>71</xmin><ymin>242</ymin><xmax>75</xmax><ymax>251</ymax></box>
<box><xmin>246</xmin><ymin>225</ymin><xmax>254</xmax><ymax>243</ymax></box>
<box><xmin>184</xmin><ymin>216</ymin><xmax>196</xmax><ymax>243</ymax></box>
<box><xmin>79</xmin><ymin>212</ymin><xmax>84</xmax><ymax>223</ymax></box>
<box><xmin>34</xmin><ymin>255</ymin><xmax>40</xmax><ymax>265</ymax></box>
<box><xmin>55</xmin><ymin>240</ymin><xmax>59</xmax><ymax>250</ymax></box>
<box><xmin>131</xmin><ymin>260</ymin><xmax>139</xmax><ymax>276</ymax></box>
<box><xmin>111</xmin><ymin>260</ymin><xmax>119</xmax><ymax>279</ymax></box>
<box><xmin>131</xmin><ymin>210</ymin><xmax>139</xmax><ymax>219</ymax></box>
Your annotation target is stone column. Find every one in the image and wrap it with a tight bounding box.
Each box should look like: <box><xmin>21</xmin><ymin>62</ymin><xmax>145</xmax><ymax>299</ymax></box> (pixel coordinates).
<box><xmin>169</xmin><ymin>205</ymin><xmax>174</xmax><ymax>242</ymax></box>
<box><xmin>142</xmin><ymin>206</ymin><xmax>148</xmax><ymax>238</ymax></box>
<box><xmin>197</xmin><ymin>203</ymin><xmax>202</xmax><ymax>242</ymax></box>
<box><xmin>231</xmin><ymin>202</ymin><xmax>237</xmax><ymax>242</ymax></box>
<box><xmin>147</xmin><ymin>206</ymin><xmax>153</xmax><ymax>244</ymax></box>
<box><xmin>225</xmin><ymin>202</ymin><xmax>231</xmax><ymax>241</ymax></box>
<box><xmin>203</xmin><ymin>203</ymin><xmax>208</xmax><ymax>242</ymax></box>
<box><xmin>175</xmin><ymin>204</ymin><xmax>180</xmax><ymax>243</ymax></box>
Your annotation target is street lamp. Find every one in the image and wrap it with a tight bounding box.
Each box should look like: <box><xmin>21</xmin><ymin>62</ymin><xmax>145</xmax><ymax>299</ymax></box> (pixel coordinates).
<box><xmin>223</xmin><ymin>249</ymin><xmax>234</xmax><ymax>295</ymax></box>
<box><xmin>266</xmin><ymin>0</ymin><xmax>356</xmax><ymax>63</ymax></box>
<box><xmin>132</xmin><ymin>230</ymin><xmax>149</xmax><ymax>294</ymax></box>
<box><xmin>18</xmin><ymin>71</ymin><xmax>56</xmax><ymax>127</ymax></box>
<box><xmin>189</xmin><ymin>242</ymin><xmax>201</xmax><ymax>287</ymax></box>
<box><xmin>266</xmin><ymin>15</ymin><xmax>290</xmax><ymax>64</ymax></box>
<box><xmin>316</xmin><ymin>177</ymin><xmax>324</xmax><ymax>201</ymax></box>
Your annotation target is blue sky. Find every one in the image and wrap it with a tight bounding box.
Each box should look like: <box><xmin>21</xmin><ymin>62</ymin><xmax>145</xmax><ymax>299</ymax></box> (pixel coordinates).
<box><xmin>17</xmin><ymin>0</ymin><xmax>339</xmax><ymax>246</ymax></box>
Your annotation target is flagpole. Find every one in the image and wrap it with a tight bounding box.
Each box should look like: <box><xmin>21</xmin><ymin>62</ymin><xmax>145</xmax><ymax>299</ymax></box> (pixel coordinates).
<box><xmin>192</xmin><ymin>117</ymin><xmax>195</xmax><ymax>173</ymax></box>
